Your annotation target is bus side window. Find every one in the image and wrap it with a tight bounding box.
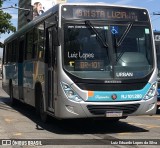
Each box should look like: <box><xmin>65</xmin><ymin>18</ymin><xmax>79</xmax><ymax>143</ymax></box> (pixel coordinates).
<box><xmin>7</xmin><ymin>42</ymin><xmax>12</xmax><ymax>63</ymax></box>
<box><xmin>12</xmin><ymin>39</ymin><xmax>17</xmax><ymax>62</ymax></box>
<box><xmin>18</xmin><ymin>39</ymin><xmax>24</xmax><ymax>63</ymax></box>
<box><xmin>34</xmin><ymin>23</ymin><xmax>44</xmax><ymax>60</ymax></box>
<box><xmin>3</xmin><ymin>45</ymin><xmax>7</xmax><ymax>64</ymax></box>
<box><xmin>25</xmin><ymin>29</ymin><xmax>34</xmax><ymax>60</ymax></box>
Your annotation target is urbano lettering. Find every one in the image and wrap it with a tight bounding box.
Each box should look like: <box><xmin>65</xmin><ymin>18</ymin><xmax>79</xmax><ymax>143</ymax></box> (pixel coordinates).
<box><xmin>116</xmin><ymin>72</ymin><xmax>133</xmax><ymax>77</ymax></box>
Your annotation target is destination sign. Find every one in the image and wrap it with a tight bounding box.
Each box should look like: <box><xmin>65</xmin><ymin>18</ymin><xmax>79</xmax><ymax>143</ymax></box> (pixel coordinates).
<box><xmin>62</xmin><ymin>5</ymin><xmax>149</xmax><ymax>21</ymax></box>
<box><xmin>75</xmin><ymin>60</ymin><xmax>104</xmax><ymax>71</ymax></box>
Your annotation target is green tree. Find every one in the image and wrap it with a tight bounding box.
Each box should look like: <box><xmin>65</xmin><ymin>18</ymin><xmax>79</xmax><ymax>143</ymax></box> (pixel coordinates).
<box><xmin>0</xmin><ymin>0</ymin><xmax>16</xmax><ymax>48</ymax></box>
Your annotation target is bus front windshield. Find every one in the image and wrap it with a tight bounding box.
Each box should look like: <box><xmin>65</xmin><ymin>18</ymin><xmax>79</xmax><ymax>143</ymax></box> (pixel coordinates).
<box><xmin>63</xmin><ymin>22</ymin><xmax>153</xmax><ymax>80</ymax></box>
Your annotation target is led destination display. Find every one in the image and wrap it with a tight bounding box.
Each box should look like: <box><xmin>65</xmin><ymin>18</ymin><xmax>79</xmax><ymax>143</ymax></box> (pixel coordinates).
<box><xmin>62</xmin><ymin>6</ymin><xmax>149</xmax><ymax>21</ymax></box>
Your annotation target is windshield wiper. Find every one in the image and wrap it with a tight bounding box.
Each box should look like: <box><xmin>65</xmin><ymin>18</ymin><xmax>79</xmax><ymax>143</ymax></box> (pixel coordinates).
<box><xmin>85</xmin><ymin>20</ymin><xmax>108</xmax><ymax>48</ymax></box>
<box><xmin>116</xmin><ymin>22</ymin><xmax>133</xmax><ymax>47</ymax></box>
<box><xmin>115</xmin><ymin>22</ymin><xmax>133</xmax><ymax>63</ymax></box>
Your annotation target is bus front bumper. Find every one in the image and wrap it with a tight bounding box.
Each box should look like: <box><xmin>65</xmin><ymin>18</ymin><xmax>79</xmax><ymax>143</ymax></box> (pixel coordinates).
<box><xmin>55</xmin><ymin>96</ymin><xmax>157</xmax><ymax>119</ymax></box>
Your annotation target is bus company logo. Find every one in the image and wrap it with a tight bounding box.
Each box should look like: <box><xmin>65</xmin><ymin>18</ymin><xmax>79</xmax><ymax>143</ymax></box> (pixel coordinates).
<box><xmin>111</xmin><ymin>94</ymin><xmax>117</xmax><ymax>100</ymax></box>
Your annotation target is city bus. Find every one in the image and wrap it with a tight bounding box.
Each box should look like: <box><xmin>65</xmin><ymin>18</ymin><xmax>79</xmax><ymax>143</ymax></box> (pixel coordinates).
<box><xmin>154</xmin><ymin>31</ymin><xmax>160</xmax><ymax>111</ymax></box>
<box><xmin>2</xmin><ymin>3</ymin><xmax>157</xmax><ymax>122</ymax></box>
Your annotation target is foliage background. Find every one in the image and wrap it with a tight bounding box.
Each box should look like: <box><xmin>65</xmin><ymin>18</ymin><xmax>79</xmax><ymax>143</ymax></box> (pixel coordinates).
<box><xmin>0</xmin><ymin>0</ymin><xmax>16</xmax><ymax>48</ymax></box>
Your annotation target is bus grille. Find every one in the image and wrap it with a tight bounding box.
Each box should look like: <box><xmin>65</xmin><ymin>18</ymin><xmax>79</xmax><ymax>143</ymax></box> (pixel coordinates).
<box><xmin>87</xmin><ymin>104</ymin><xmax>140</xmax><ymax>115</ymax></box>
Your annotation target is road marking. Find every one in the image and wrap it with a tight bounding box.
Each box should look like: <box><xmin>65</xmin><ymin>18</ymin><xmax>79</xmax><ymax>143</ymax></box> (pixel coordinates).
<box><xmin>13</xmin><ymin>133</ymin><xmax>22</xmax><ymax>136</ymax></box>
<box><xmin>136</xmin><ymin>115</ymin><xmax>160</xmax><ymax>118</ymax></box>
<box><xmin>147</xmin><ymin>125</ymin><xmax>160</xmax><ymax>129</ymax></box>
<box><xmin>128</xmin><ymin>122</ymin><xmax>160</xmax><ymax>129</ymax></box>
<box><xmin>118</xmin><ymin>133</ymin><xmax>132</xmax><ymax>135</ymax></box>
<box><xmin>128</xmin><ymin>122</ymin><xmax>142</xmax><ymax>126</ymax></box>
<box><xmin>4</xmin><ymin>118</ymin><xmax>13</xmax><ymax>123</ymax></box>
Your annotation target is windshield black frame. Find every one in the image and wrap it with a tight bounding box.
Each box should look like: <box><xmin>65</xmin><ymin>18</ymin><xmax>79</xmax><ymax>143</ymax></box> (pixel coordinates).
<box><xmin>62</xmin><ymin>20</ymin><xmax>154</xmax><ymax>83</ymax></box>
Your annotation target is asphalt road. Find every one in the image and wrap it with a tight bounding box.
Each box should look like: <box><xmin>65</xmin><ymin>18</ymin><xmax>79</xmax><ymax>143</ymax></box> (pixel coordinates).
<box><xmin>0</xmin><ymin>80</ymin><xmax>160</xmax><ymax>148</ymax></box>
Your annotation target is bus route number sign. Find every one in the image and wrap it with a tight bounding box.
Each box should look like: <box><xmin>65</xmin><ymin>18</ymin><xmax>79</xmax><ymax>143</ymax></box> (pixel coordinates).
<box><xmin>62</xmin><ymin>6</ymin><xmax>148</xmax><ymax>21</ymax></box>
<box><xmin>73</xmin><ymin>8</ymin><xmax>139</xmax><ymax>20</ymax></box>
<box><xmin>74</xmin><ymin>60</ymin><xmax>104</xmax><ymax>71</ymax></box>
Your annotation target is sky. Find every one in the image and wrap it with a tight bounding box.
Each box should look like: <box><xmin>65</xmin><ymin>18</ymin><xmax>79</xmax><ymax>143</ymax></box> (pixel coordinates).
<box><xmin>0</xmin><ymin>0</ymin><xmax>160</xmax><ymax>56</ymax></box>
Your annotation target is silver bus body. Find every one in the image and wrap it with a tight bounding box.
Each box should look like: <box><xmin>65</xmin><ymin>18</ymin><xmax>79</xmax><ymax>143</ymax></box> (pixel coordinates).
<box><xmin>2</xmin><ymin>3</ymin><xmax>157</xmax><ymax>120</ymax></box>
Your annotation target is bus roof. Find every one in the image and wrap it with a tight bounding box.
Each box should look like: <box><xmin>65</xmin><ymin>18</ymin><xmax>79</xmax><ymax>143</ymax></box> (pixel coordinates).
<box><xmin>60</xmin><ymin>2</ymin><xmax>148</xmax><ymax>10</ymax></box>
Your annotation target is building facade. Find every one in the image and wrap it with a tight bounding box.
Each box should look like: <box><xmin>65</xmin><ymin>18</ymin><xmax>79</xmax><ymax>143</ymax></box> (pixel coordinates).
<box><xmin>18</xmin><ymin>0</ymin><xmax>67</xmax><ymax>30</ymax></box>
<box><xmin>18</xmin><ymin>0</ymin><xmax>31</xmax><ymax>30</ymax></box>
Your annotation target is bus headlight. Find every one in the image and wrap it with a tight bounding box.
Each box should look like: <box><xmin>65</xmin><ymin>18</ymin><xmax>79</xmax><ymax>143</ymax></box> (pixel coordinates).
<box><xmin>61</xmin><ymin>82</ymin><xmax>83</xmax><ymax>102</ymax></box>
<box><xmin>143</xmin><ymin>82</ymin><xmax>157</xmax><ymax>100</ymax></box>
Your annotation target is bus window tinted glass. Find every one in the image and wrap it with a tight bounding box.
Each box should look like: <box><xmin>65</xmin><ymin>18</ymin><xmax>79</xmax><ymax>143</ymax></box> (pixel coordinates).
<box><xmin>63</xmin><ymin>23</ymin><xmax>153</xmax><ymax>79</ymax></box>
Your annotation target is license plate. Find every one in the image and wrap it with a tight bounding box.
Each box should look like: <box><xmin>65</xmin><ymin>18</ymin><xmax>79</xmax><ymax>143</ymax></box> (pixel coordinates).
<box><xmin>106</xmin><ymin>111</ymin><xmax>123</xmax><ymax>117</ymax></box>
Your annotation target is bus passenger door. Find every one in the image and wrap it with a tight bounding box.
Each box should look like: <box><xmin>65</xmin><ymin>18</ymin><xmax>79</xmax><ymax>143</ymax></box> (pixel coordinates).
<box><xmin>46</xmin><ymin>26</ymin><xmax>56</xmax><ymax>112</ymax></box>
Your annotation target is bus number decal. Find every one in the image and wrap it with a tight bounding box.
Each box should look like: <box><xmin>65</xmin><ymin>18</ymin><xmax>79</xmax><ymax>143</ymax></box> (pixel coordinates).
<box><xmin>121</xmin><ymin>94</ymin><xmax>142</xmax><ymax>99</ymax></box>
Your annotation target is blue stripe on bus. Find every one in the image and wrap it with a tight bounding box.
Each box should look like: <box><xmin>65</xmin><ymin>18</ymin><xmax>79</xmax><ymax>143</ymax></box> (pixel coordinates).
<box><xmin>87</xmin><ymin>83</ymin><xmax>151</xmax><ymax>102</ymax></box>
